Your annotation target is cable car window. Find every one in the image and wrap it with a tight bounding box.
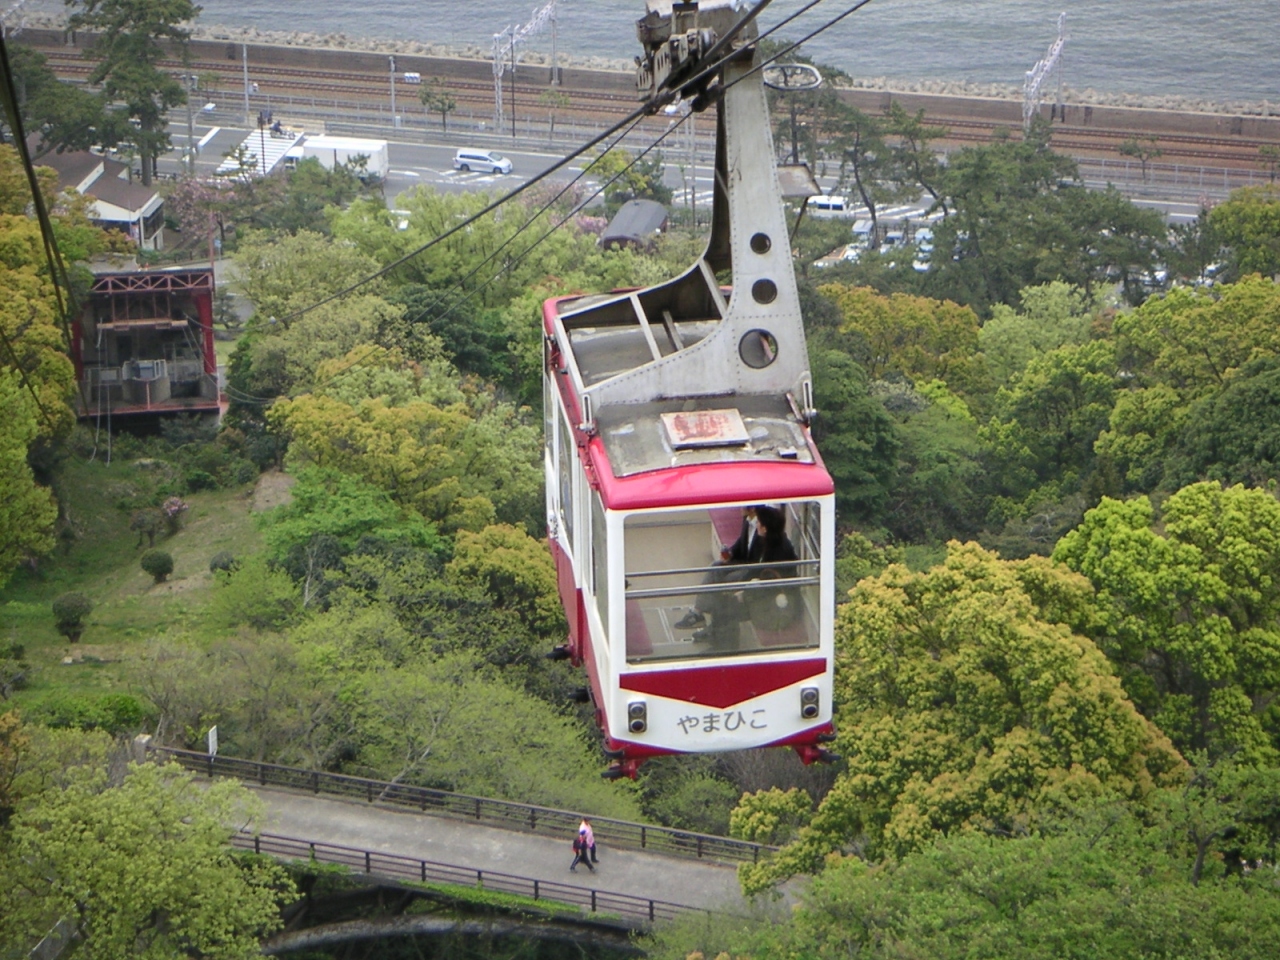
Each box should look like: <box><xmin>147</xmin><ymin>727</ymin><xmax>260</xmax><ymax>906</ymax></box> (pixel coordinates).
<box><xmin>591</xmin><ymin>492</ymin><xmax>608</xmax><ymax>627</ymax></box>
<box><xmin>621</xmin><ymin>502</ymin><xmax>821</xmax><ymax>662</ymax></box>
<box><xmin>558</xmin><ymin>411</ymin><xmax>575</xmax><ymax>550</ymax></box>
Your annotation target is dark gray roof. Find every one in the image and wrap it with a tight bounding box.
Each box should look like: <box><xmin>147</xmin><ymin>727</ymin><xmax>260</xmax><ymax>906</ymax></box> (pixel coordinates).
<box><xmin>30</xmin><ymin>141</ymin><xmax>102</xmax><ymax>191</ymax></box>
<box><xmin>87</xmin><ymin>174</ymin><xmax>159</xmax><ymax>215</ymax></box>
<box><xmin>602</xmin><ymin>199</ymin><xmax>668</xmax><ymax>248</ymax></box>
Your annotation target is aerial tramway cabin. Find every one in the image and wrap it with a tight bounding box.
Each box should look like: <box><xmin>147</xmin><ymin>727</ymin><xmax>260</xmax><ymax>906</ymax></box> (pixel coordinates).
<box><xmin>73</xmin><ymin>267</ymin><xmax>221</xmax><ymax>419</ymax></box>
<box><xmin>544</xmin><ymin>0</ymin><xmax>837</xmax><ymax>778</ymax></box>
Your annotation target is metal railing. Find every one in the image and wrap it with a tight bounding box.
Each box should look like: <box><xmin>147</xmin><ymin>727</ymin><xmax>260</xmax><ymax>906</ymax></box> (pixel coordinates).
<box><xmin>156</xmin><ymin>747</ymin><xmax>771</xmax><ymax>865</ymax></box>
<box><xmin>233</xmin><ymin>830</ymin><xmax>691</xmax><ymax>927</ymax></box>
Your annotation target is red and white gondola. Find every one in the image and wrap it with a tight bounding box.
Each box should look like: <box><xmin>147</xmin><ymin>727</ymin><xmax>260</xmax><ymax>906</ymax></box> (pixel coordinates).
<box><xmin>544</xmin><ymin>1</ymin><xmax>837</xmax><ymax>777</ymax></box>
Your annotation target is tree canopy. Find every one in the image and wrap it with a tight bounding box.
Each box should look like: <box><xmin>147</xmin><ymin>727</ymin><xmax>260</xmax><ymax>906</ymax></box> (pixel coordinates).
<box><xmin>739</xmin><ymin>543</ymin><xmax>1184</xmax><ymax>892</ymax></box>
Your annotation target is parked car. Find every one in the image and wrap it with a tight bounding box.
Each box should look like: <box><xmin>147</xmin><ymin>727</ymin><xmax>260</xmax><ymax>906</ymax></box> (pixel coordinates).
<box><xmin>453</xmin><ymin>149</ymin><xmax>513</xmax><ymax>175</ymax></box>
<box><xmin>806</xmin><ymin>195</ymin><xmax>855</xmax><ymax>218</ymax></box>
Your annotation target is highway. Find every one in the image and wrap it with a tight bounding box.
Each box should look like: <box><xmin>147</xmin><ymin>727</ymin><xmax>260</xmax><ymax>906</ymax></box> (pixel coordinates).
<box><xmin>158</xmin><ymin>118</ymin><xmax>1217</xmax><ymax>228</ymax></box>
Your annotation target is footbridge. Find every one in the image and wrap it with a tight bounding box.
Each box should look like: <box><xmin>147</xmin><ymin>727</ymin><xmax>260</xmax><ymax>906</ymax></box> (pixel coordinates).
<box><xmin>151</xmin><ymin>746</ymin><xmax>771</xmax><ymax>928</ymax></box>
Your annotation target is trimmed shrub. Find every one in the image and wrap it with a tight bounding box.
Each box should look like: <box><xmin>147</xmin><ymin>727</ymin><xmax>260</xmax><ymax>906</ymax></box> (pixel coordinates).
<box><xmin>183</xmin><ymin>468</ymin><xmax>218</xmax><ymax>492</ymax></box>
<box><xmin>52</xmin><ymin>592</ymin><xmax>93</xmax><ymax>642</ymax></box>
<box><xmin>209</xmin><ymin>551</ymin><xmax>239</xmax><ymax>574</ymax></box>
<box><xmin>141</xmin><ymin>550</ymin><xmax>175</xmax><ymax>583</ymax></box>
<box><xmin>32</xmin><ymin>692</ymin><xmax>153</xmax><ymax>734</ymax></box>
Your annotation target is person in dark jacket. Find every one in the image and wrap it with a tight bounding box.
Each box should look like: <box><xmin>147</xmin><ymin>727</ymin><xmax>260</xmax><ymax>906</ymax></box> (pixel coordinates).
<box><xmin>675</xmin><ymin>505</ymin><xmax>796</xmax><ymax>648</ymax></box>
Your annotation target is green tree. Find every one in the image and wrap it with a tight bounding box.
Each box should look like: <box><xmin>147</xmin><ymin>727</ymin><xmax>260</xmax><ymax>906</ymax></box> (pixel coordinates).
<box><xmin>419</xmin><ymin>77</ymin><xmax>457</xmax><ymax>132</ymax></box>
<box><xmin>882</xmin><ymin>391</ymin><xmax>987</xmax><ymax>543</ymax></box>
<box><xmin>1114</xmin><ymin>274</ymin><xmax>1280</xmax><ymax>397</ymax></box>
<box><xmin>1118</xmin><ymin>134</ymin><xmax>1163</xmax><ymax>182</ymax></box>
<box><xmin>51</xmin><ymin>592</ymin><xmax>93</xmax><ymax>642</ymax></box>
<box><xmin>209</xmin><ymin>554</ymin><xmax>301</xmax><ymax>630</ymax></box>
<box><xmin>261</xmin><ymin>466</ymin><xmax>443</xmax><ymax>562</ymax></box>
<box><xmin>1209</xmin><ymin>186</ymin><xmax>1280</xmax><ymax>280</ymax></box>
<box><xmin>344</xmin><ymin>654</ymin><xmax>643</xmax><ymax>817</ymax></box>
<box><xmin>586</xmin><ymin>146</ymin><xmax>673</xmax><ymax>211</ymax></box>
<box><xmin>1054</xmin><ymin>482</ymin><xmax>1280</xmax><ymax>763</ymax></box>
<box><xmin>140</xmin><ymin>548</ymin><xmax>174</xmax><ymax>583</ymax></box>
<box><xmin>764</xmin><ymin>801</ymin><xmax>1280</xmax><ymax>960</ymax></box>
<box><xmin>738</xmin><ymin>542</ymin><xmax>1184</xmax><ymax>892</ymax></box>
<box><xmin>978</xmin><ymin>281</ymin><xmax>1100</xmax><ymax>386</ymax></box>
<box><xmin>537</xmin><ymin>87</ymin><xmax>569</xmax><ymax>140</ymax></box>
<box><xmin>885</xmin><ymin>101</ymin><xmax>949</xmax><ymax>212</ymax></box>
<box><xmin>5</xmin><ymin>44</ymin><xmax>115</xmax><ymax>157</ymax></box>
<box><xmin>67</xmin><ymin>0</ymin><xmax>202</xmax><ymax>187</ymax></box>
<box><xmin>447</xmin><ymin>524</ymin><xmax>565</xmax><ymax>637</ymax></box>
<box><xmin>809</xmin><ymin>349</ymin><xmax>899</xmax><ymax>523</ymax></box>
<box><xmin>1166</xmin><ymin>356</ymin><xmax>1280</xmax><ymax>488</ymax></box>
<box><xmin>831</xmin><ymin>105</ymin><xmax>901</xmax><ymax>247</ymax></box>
<box><xmin>927</xmin><ymin>126</ymin><xmax>1079</xmax><ymax>313</ymax></box>
<box><xmin>817</xmin><ymin>284</ymin><xmax>988</xmax><ymax>403</ymax></box>
<box><xmin>0</xmin><ymin>760</ymin><xmax>293</xmax><ymax>957</ymax></box>
<box><xmin>982</xmin><ymin>339</ymin><xmax>1121</xmax><ymax>505</ymax></box>
<box><xmin>0</xmin><ymin>373</ymin><xmax>57</xmax><ymax>588</ymax></box>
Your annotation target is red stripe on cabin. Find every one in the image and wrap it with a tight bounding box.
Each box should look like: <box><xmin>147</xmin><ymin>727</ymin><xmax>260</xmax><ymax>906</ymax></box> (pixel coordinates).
<box><xmin>619</xmin><ymin>658</ymin><xmax>827</xmax><ymax>709</ymax></box>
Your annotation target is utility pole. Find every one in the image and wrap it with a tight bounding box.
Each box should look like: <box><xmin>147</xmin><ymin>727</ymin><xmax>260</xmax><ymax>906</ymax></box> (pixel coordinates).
<box><xmin>185</xmin><ymin>75</ymin><xmax>195</xmax><ymax>174</ymax></box>
<box><xmin>510</xmin><ymin>42</ymin><xmax>517</xmax><ymax>137</ymax></box>
<box><xmin>241</xmin><ymin>43</ymin><xmax>250</xmax><ymax>124</ymax></box>
<box><xmin>389</xmin><ymin>55</ymin><xmax>397</xmax><ymax>128</ymax></box>
<box><xmin>550</xmin><ymin>4</ymin><xmax>559</xmax><ymax>85</ymax></box>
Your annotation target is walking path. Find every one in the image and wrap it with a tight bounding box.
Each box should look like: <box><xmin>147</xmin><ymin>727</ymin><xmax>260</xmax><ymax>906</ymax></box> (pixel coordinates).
<box><xmin>248</xmin><ymin>786</ymin><xmax>749</xmax><ymax>913</ymax></box>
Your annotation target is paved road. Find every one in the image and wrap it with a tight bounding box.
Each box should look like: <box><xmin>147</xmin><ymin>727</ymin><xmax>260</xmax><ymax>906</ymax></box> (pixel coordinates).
<box><xmin>248</xmin><ymin>785</ymin><xmax>749</xmax><ymax>913</ymax></box>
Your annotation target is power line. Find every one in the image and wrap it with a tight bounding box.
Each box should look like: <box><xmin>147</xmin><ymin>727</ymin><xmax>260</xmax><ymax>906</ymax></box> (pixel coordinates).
<box><xmin>0</xmin><ymin>28</ymin><xmax>84</xmax><ymax>425</ymax></box>
<box><xmin>252</xmin><ymin>0</ymin><xmax>878</xmax><ymax>382</ymax></box>
<box><xmin>269</xmin><ymin>0</ymin><xmax>792</xmax><ymax>330</ymax></box>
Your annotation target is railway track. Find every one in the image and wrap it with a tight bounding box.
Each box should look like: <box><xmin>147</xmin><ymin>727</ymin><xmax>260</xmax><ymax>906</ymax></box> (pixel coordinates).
<box><xmin>37</xmin><ymin>50</ymin><xmax>1278</xmax><ymax>171</ymax></box>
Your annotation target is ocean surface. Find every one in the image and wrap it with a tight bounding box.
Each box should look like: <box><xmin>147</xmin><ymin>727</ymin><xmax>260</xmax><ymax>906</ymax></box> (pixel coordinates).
<box><xmin>19</xmin><ymin>1</ymin><xmax>1280</xmax><ymax>103</ymax></box>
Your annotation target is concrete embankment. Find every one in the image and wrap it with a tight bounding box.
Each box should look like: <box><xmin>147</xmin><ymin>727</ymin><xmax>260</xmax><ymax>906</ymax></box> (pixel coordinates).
<box><xmin>21</xmin><ymin>22</ymin><xmax>1280</xmax><ymax>161</ymax></box>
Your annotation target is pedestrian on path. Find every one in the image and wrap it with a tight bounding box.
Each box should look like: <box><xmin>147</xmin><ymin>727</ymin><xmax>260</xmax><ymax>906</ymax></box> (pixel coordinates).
<box><xmin>579</xmin><ymin>817</ymin><xmax>598</xmax><ymax>864</ymax></box>
<box><xmin>570</xmin><ymin>826</ymin><xmax>594</xmax><ymax>873</ymax></box>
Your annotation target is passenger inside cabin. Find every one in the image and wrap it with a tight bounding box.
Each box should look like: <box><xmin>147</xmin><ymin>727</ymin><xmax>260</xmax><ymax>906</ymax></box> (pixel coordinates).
<box><xmin>674</xmin><ymin>505</ymin><xmax>797</xmax><ymax>648</ymax></box>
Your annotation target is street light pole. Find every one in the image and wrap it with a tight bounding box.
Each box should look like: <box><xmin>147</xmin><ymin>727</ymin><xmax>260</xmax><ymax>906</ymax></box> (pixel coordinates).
<box><xmin>389</xmin><ymin>56</ymin><xmax>397</xmax><ymax>128</ymax></box>
<box><xmin>242</xmin><ymin>44</ymin><xmax>250</xmax><ymax>123</ymax></box>
<box><xmin>185</xmin><ymin>75</ymin><xmax>195</xmax><ymax>175</ymax></box>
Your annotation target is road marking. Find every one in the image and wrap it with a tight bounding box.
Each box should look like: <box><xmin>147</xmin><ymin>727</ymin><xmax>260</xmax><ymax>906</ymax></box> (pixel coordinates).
<box><xmin>392</xmin><ymin>170</ymin><xmax>421</xmax><ymax>177</ymax></box>
<box><xmin>197</xmin><ymin>127</ymin><xmax>221</xmax><ymax>148</ymax></box>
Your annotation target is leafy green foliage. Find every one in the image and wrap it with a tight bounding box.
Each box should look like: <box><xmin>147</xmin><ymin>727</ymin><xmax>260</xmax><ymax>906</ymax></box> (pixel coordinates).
<box><xmin>776</xmin><ymin>801</ymin><xmax>1280</xmax><ymax>960</ymax></box>
<box><xmin>67</xmin><ymin>0</ymin><xmax>200</xmax><ymax>186</ymax></box>
<box><xmin>979</xmin><ymin>281</ymin><xmax>1100</xmax><ymax>385</ymax></box>
<box><xmin>209</xmin><ymin>555</ymin><xmax>301</xmax><ymax>631</ymax></box>
<box><xmin>261</xmin><ymin>466</ymin><xmax>443</xmax><ymax>562</ymax></box>
<box><xmin>740</xmin><ymin>543</ymin><xmax>1184</xmax><ymax>892</ymax></box>
<box><xmin>0</xmin><ymin>759</ymin><xmax>294</xmax><ymax>957</ymax></box>
<box><xmin>51</xmin><ymin>592</ymin><xmax>92</xmax><ymax>640</ymax></box>
<box><xmin>27</xmin><ymin>692</ymin><xmax>151</xmax><ymax>735</ymax></box>
<box><xmin>1209</xmin><ymin>186</ymin><xmax>1280</xmax><ymax>280</ymax></box>
<box><xmin>809</xmin><ymin>350</ymin><xmax>899</xmax><ymax>522</ymax></box>
<box><xmin>140</xmin><ymin>548</ymin><xmax>174</xmax><ymax>583</ymax></box>
<box><xmin>1054</xmin><ymin>482</ymin><xmax>1280</xmax><ymax>763</ymax></box>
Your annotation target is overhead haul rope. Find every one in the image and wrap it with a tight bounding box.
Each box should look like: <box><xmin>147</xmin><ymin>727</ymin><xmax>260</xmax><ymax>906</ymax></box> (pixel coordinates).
<box><xmin>0</xmin><ymin>29</ymin><xmax>85</xmax><ymax>427</ymax></box>
<box><xmin>238</xmin><ymin>0</ymin><xmax>880</xmax><ymax>397</ymax></box>
<box><xmin>266</xmin><ymin>0</ymin><xmax>815</xmax><ymax>329</ymax></box>
<box><xmin>223</xmin><ymin>111</ymin><xmax>689</xmax><ymax>405</ymax></box>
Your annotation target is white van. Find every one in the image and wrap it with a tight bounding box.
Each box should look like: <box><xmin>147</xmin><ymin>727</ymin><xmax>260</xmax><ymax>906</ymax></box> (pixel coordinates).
<box><xmin>807</xmin><ymin>195</ymin><xmax>853</xmax><ymax>218</ymax></box>
<box><xmin>453</xmin><ymin>148</ymin><xmax>513</xmax><ymax>175</ymax></box>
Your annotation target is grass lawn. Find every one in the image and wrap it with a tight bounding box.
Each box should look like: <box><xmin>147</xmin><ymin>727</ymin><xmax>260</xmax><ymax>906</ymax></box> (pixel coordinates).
<box><xmin>1</xmin><ymin>454</ymin><xmax>265</xmax><ymax>711</ymax></box>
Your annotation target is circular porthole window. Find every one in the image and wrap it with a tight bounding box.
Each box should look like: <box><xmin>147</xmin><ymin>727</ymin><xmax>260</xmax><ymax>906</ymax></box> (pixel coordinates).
<box><xmin>750</xmin><ymin>232</ymin><xmax>772</xmax><ymax>254</ymax></box>
<box><xmin>751</xmin><ymin>278</ymin><xmax>778</xmax><ymax>303</ymax></box>
<box><xmin>739</xmin><ymin>329</ymin><xmax>779</xmax><ymax>369</ymax></box>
